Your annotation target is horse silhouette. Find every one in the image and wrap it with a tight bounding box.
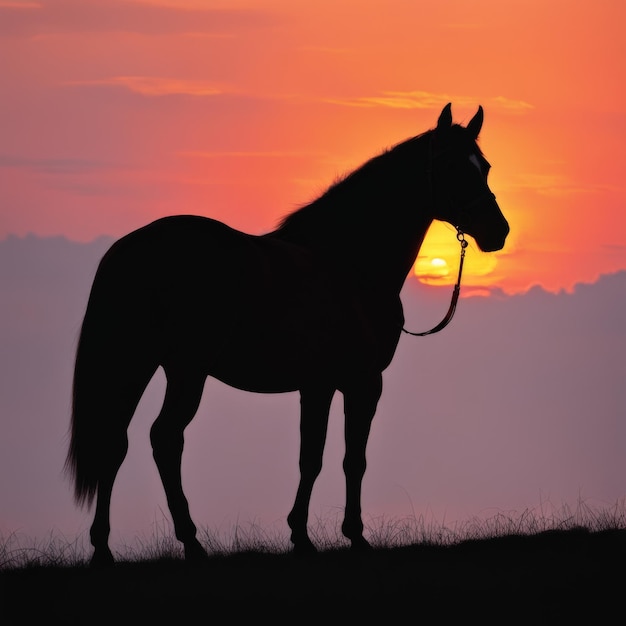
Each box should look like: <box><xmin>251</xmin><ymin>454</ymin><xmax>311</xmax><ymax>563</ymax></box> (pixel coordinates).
<box><xmin>66</xmin><ymin>103</ymin><xmax>509</xmax><ymax>566</ymax></box>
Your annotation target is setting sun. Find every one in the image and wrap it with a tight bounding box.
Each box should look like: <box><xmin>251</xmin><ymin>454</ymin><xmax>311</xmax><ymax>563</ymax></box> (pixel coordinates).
<box><xmin>413</xmin><ymin>221</ymin><xmax>503</xmax><ymax>288</ymax></box>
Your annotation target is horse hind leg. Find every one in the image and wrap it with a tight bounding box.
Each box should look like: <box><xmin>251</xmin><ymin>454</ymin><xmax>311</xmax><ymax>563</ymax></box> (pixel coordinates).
<box><xmin>87</xmin><ymin>365</ymin><xmax>157</xmax><ymax>567</ymax></box>
<box><xmin>150</xmin><ymin>367</ymin><xmax>207</xmax><ymax>562</ymax></box>
<box><xmin>89</xmin><ymin>433</ymin><xmax>127</xmax><ymax>567</ymax></box>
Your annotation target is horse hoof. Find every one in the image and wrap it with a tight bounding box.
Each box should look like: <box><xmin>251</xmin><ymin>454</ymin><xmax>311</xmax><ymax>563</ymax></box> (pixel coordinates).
<box><xmin>90</xmin><ymin>548</ymin><xmax>115</xmax><ymax>568</ymax></box>
<box><xmin>184</xmin><ymin>540</ymin><xmax>209</xmax><ymax>563</ymax></box>
<box><xmin>291</xmin><ymin>539</ymin><xmax>317</xmax><ymax>558</ymax></box>
<box><xmin>349</xmin><ymin>536</ymin><xmax>372</xmax><ymax>552</ymax></box>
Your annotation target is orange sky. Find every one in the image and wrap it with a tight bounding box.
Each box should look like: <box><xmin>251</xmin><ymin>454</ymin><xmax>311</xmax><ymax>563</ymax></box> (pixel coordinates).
<box><xmin>1</xmin><ymin>0</ymin><xmax>624</xmax><ymax>294</ymax></box>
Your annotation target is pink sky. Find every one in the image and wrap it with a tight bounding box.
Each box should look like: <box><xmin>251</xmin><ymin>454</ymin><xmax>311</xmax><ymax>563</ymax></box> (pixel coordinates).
<box><xmin>1</xmin><ymin>1</ymin><xmax>624</xmax><ymax>550</ymax></box>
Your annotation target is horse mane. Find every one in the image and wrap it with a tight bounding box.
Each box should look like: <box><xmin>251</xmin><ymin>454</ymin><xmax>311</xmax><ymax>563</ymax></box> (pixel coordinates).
<box><xmin>269</xmin><ymin>129</ymin><xmax>435</xmax><ymax>246</ymax></box>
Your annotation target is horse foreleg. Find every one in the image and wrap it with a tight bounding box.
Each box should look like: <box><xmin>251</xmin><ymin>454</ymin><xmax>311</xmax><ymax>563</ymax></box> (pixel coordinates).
<box><xmin>150</xmin><ymin>369</ymin><xmax>207</xmax><ymax>562</ymax></box>
<box><xmin>341</xmin><ymin>374</ymin><xmax>382</xmax><ymax>550</ymax></box>
<box><xmin>287</xmin><ymin>385</ymin><xmax>335</xmax><ymax>555</ymax></box>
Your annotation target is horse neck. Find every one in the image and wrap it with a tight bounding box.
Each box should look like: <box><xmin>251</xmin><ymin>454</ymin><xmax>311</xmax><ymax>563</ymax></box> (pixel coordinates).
<box><xmin>351</xmin><ymin>203</ymin><xmax>433</xmax><ymax>295</ymax></box>
<box><xmin>301</xmin><ymin>191</ymin><xmax>433</xmax><ymax>295</ymax></box>
<box><xmin>273</xmin><ymin>134</ymin><xmax>435</xmax><ymax>294</ymax></box>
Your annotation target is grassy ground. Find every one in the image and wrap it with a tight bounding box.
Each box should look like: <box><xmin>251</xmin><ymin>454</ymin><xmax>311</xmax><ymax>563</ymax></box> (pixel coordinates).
<box><xmin>2</xmin><ymin>502</ymin><xmax>625</xmax><ymax>624</ymax></box>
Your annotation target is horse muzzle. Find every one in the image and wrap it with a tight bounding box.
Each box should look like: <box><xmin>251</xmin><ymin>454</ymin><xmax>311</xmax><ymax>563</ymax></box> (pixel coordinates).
<box><xmin>474</xmin><ymin>217</ymin><xmax>509</xmax><ymax>252</ymax></box>
<box><xmin>464</xmin><ymin>193</ymin><xmax>509</xmax><ymax>252</ymax></box>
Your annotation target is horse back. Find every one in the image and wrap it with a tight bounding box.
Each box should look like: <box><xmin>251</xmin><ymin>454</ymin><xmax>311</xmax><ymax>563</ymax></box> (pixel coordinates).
<box><xmin>92</xmin><ymin>215</ymin><xmax>402</xmax><ymax>391</ymax></box>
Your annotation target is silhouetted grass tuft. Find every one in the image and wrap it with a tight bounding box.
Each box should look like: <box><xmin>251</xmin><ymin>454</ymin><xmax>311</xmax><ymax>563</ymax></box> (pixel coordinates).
<box><xmin>0</xmin><ymin>529</ymin><xmax>90</xmax><ymax>570</ymax></box>
<box><xmin>2</xmin><ymin>497</ymin><xmax>624</xmax><ymax>569</ymax></box>
<box><xmin>2</xmin><ymin>498</ymin><xmax>625</xmax><ymax>622</ymax></box>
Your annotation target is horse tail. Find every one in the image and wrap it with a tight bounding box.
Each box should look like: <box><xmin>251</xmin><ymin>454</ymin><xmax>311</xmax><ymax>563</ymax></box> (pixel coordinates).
<box><xmin>65</xmin><ymin>247</ymin><xmax>156</xmax><ymax>509</ymax></box>
<box><xmin>65</xmin><ymin>298</ymin><xmax>100</xmax><ymax>508</ymax></box>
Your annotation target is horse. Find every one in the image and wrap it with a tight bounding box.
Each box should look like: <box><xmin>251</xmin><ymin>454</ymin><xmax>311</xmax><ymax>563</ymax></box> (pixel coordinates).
<box><xmin>65</xmin><ymin>103</ymin><xmax>509</xmax><ymax>566</ymax></box>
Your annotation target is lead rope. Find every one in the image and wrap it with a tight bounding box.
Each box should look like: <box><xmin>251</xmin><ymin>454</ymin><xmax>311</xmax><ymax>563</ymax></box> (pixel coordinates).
<box><xmin>401</xmin><ymin>228</ymin><xmax>468</xmax><ymax>337</ymax></box>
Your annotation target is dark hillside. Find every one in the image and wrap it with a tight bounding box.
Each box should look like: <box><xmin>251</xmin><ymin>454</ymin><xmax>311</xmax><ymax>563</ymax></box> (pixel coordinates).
<box><xmin>2</xmin><ymin>528</ymin><xmax>624</xmax><ymax>624</ymax></box>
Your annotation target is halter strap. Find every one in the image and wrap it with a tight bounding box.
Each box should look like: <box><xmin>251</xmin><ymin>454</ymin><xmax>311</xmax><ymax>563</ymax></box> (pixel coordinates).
<box><xmin>401</xmin><ymin>228</ymin><xmax>467</xmax><ymax>337</ymax></box>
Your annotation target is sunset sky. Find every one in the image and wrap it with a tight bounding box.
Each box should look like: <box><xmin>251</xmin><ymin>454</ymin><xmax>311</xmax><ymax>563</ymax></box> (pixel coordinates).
<box><xmin>1</xmin><ymin>1</ymin><xmax>625</xmax><ymax>550</ymax></box>
<box><xmin>2</xmin><ymin>0</ymin><xmax>624</xmax><ymax>294</ymax></box>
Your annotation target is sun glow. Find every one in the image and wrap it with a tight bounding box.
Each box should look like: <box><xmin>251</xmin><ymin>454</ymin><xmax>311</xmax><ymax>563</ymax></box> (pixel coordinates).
<box><xmin>413</xmin><ymin>255</ymin><xmax>451</xmax><ymax>280</ymax></box>
<box><xmin>413</xmin><ymin>222</ymin><xmax>504</xmax><ymax>289</ymax></box>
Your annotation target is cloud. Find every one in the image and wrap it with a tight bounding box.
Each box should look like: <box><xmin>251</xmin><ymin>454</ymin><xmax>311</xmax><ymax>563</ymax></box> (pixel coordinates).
<box><xmin>509</xmin><ymin>173</ymin><xmax>607</xmax><ymax>197</ymax></box>
<box><xmin>178</xmin><ymin>150</ymin><xmax>327</xmax><ymax>159</ymax></box>
<box><xmin>128</xmin><ymin>0</ymin><xmax>234</xmax><ymax>8</ymax></box>
<box><xmin>0</xmin><ymin>0</ymin><xmax>277</xmax><ymax>38</ymax></box>
<box><xmin>0</xmin><ymin>1</ymin><xmax>42</xmax><ymax>8</ymax></box>
<box><xmin>325</xmin><ymin>90</ymin><xmax>533</xmax><ymax>113</ymax></box>
<box><xmin>491</xmin><ymin>95</ymin><xmax>534</xmax><ymax>112</ymax></box>
<box><xmin>65</xmin><ymin>76</ymin><xmax>226</xmax><ymax>97</ymax></box>
<box><xmin>0</xmin><ymin>154</ymin><xmax>112</xmax><ymax>174</ymax></box>
<box><xmin>443</xmin><ymin>23</ymin><xmax>483</xmax><ymax>30</ymax></box>
<box><xmin>298</xmin><ymin>45</ymin><xmax>353</xmax><ymax>55</ymax></box>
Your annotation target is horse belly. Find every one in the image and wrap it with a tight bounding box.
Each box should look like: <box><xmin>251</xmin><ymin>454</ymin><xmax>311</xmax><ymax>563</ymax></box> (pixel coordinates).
<box><xmin>153</xmin><ymin>272</ymin><xmax>398</xmax><ymax>392</ymax></box>
<box><xmin>205</xmin><ymin>318</ymin><xmax>339</xmax><ymax>392</ymax></box>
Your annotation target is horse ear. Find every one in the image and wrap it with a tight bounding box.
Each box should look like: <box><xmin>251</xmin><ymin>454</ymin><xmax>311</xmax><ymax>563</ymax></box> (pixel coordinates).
<box><xmin>466</xmin><ymin>105</ymin><xmax>484</xmax><ymax>139</ymax></box>
<box><xmin>436</xmin><ymin>103</ymin><xmax>452</xmax><ymax>131</ymax></box>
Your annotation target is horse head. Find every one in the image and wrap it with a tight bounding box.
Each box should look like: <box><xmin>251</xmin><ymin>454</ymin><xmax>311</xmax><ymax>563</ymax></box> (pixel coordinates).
<box><xmin>430</xmin><ymin>103</ymin><xmax>509</xmax><ymax>252</ymax></box>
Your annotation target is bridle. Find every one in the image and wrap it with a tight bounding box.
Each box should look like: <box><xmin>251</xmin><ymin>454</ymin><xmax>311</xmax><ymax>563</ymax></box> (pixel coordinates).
<box><xmin>401</xmin><ymin>134</ymin><xmax>493</xmax><ymax>337</ymax></box>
